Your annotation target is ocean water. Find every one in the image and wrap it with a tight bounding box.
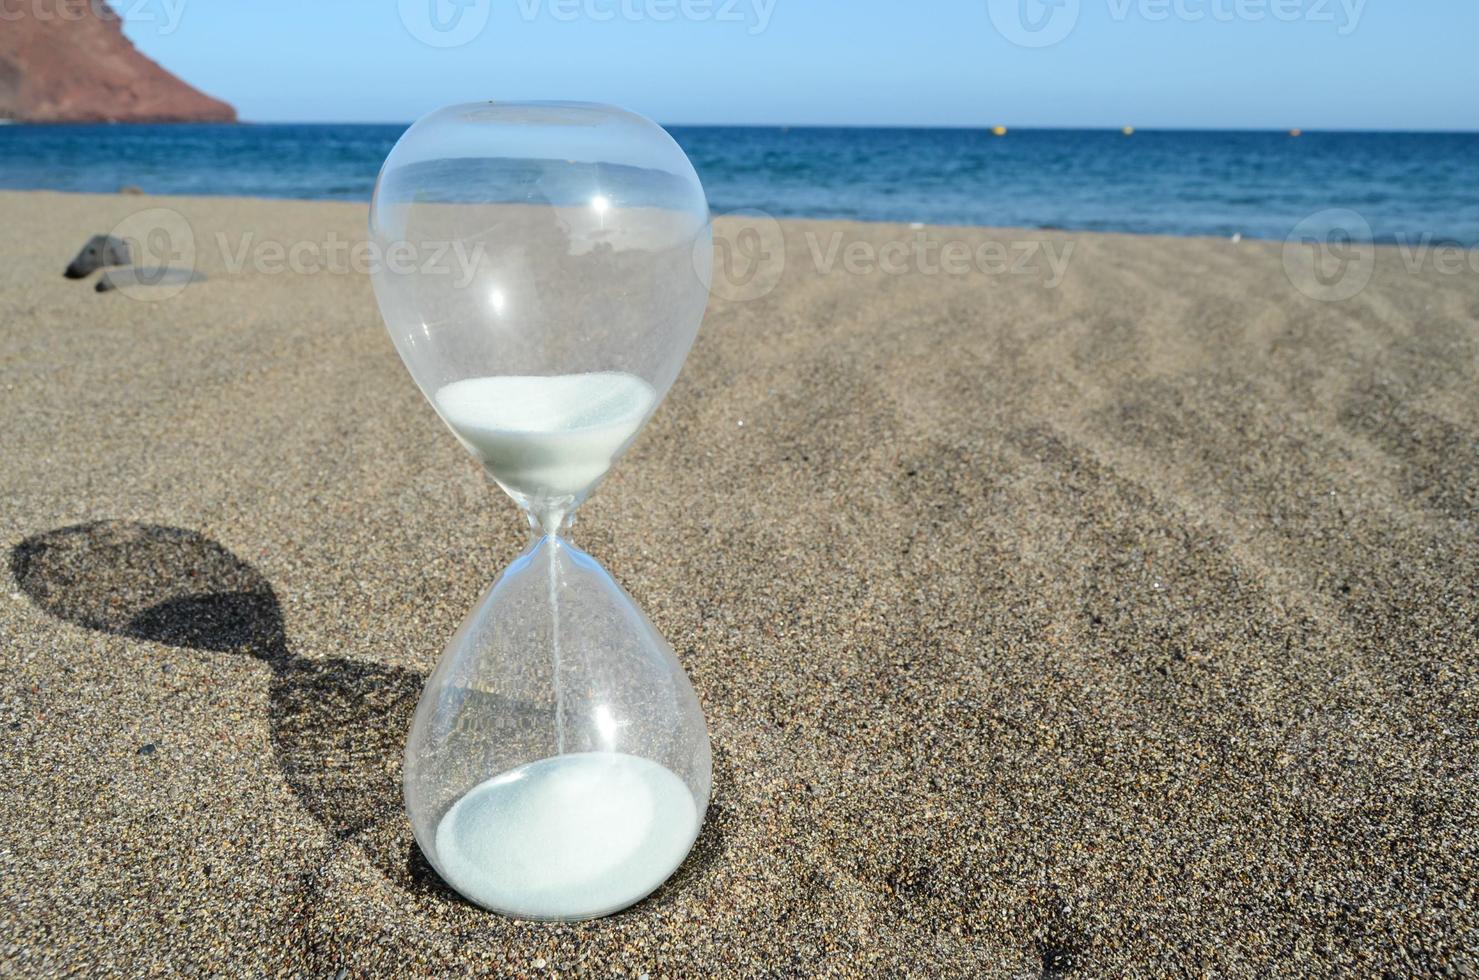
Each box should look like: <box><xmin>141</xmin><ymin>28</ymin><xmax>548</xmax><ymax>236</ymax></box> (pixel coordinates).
<box><xmin>1</xmin><ymin>123</ymin><xmax>1476</xmax><ymax>245</ymax></box>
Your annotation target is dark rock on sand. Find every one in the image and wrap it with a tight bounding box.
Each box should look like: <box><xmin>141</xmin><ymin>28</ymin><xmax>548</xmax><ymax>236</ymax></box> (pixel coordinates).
<box><xmin>63</xmin><ymin>234</ymin><xmax>131</xmax><ymax>279</ymax></box>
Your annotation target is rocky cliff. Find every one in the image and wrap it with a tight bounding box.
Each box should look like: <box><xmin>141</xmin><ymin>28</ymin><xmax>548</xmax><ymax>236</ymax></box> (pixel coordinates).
<box><xmin>0</xmin><ymin>1</ymin><xmax>235</xmax><ymax>123</ymax></box>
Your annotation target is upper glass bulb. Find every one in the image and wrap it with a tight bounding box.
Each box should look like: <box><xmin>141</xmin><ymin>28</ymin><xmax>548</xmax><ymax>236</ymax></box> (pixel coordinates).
<box><xmin>369</xmin><ymin>101</ymin><xmax>712</xmax><ymax>524</ymax></box>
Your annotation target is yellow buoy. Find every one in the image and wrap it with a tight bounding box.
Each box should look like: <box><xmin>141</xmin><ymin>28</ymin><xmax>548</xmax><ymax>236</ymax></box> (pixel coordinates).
<box><xmin>992</xmin><ymin>125</ymin><xmax>1008</xmax><ymax>137</ymax></box>
<box><xmin>1289</xmin><ymin>128</ymin><xmax>1302</xmax><ymax>137</ymax></box>
<box><xmin>1122</xmin><ymin>126</ymin><xmax>1135</xmax><ymax>136</ymax></box>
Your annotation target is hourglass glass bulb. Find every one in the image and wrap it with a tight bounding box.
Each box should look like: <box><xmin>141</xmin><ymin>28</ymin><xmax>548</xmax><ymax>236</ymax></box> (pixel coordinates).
<box><xmin>369</xmin><ymin>102</ymin><xmax>713</xmax><ymax>920</ymax></box>
<box><xmin>407</xmin><ymin>535</ymin><xmax>710</xmax><ymax>919</ymax></box>
<box><xmin>371</xmin><ymin>101</ymin><xmax>711</xmax><ymax>523</ymax></box>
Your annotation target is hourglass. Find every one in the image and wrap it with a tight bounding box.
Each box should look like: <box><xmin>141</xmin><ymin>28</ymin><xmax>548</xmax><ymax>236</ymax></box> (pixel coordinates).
<box><xmin>369</xmin><ymin>102</ymin><xmax>713</xmax><ymax>921</ymax></box>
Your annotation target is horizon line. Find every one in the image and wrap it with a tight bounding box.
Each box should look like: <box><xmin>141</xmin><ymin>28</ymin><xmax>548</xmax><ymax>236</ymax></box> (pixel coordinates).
<box><xmin>226</xmin><ymin>120</ymin><xmax>1479</xmax><ymax>135</ymax></box>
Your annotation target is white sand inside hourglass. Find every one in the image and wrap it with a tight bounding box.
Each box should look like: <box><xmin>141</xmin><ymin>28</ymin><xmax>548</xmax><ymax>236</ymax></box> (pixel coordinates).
<box><xmin>434</xmin><ymin>752</ymin><xmax>700</xmax><ymax>920</ymax></box>
<box><xmin>434</xmin><ymin>372</ymin><xmax>655</xmax><ymax>501</ymax></box>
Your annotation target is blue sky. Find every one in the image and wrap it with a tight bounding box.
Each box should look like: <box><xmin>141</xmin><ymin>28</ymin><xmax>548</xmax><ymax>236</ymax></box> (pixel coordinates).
<box><xmin>123</xmin><ymin>0</ymin><xmax>1478</xmax><ymax>129</ymax></box>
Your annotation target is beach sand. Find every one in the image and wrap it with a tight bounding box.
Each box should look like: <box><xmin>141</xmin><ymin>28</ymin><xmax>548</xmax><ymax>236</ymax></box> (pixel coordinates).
<box><xmin>0</xmin><ymin>190</ymin><xmax>1474</xmax><ymax>977</ymax></box>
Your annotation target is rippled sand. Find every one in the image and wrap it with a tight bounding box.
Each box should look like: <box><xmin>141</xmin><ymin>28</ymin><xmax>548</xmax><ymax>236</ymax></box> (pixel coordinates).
<box><xmin>0</xmin><ymin>191</ymin><xmax>1474</xmax><ymax>977</ymax></box>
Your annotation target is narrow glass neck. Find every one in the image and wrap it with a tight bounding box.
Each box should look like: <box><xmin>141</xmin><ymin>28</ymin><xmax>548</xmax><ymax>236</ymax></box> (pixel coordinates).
<box><xmin>526</xmin><ymin>505</ymin><xmax>575</xmax><ymax>540</ymax></box>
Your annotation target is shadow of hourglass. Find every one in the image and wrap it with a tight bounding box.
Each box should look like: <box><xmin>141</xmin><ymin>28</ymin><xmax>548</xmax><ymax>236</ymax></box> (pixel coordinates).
<box><xmin>10</xmin><ymin>520</ymin><xmax>733</xmax><ymax>918</ymax></box>
<box><xmin>8</xmin><ymin>522</ymin><xmax>452</xmax><ymax>876</ymax></box>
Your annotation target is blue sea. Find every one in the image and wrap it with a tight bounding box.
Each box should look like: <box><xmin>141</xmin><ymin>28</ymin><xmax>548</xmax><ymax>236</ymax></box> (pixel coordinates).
<box><xmin>1</xmin><ymin>123</ymin><xmax>1476</xmax><ymax>246</ymax></box>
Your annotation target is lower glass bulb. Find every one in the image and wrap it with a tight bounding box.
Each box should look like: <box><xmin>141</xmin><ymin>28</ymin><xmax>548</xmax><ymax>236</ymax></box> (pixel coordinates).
<box><xmin>402</xmin><ymin>534</ymin><xmax>711</xmax><ymax>920</ymax></box>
